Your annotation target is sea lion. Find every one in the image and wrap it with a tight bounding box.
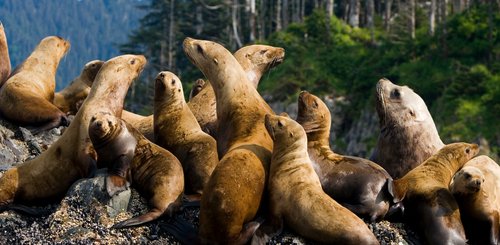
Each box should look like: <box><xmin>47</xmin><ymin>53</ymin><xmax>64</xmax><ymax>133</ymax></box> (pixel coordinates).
<box><xmin>53</xmin><ymin>60</ymin><xmax>104</xmax><ymax>115</ymax></box>
<box><xmin>188</xmin><ymin>78</ymin><xmax>205</xmax><ymax>101</ymax></box>
<box><xmin>260</xmin><ymin>113</ymin><xmax>379</xmax><ymax>244</ymax></box>
<box><xmin>371</xmin><ymin>78</ymin><xmax>445</xmax><ymax>179</ymax></box>
<box><xmin>296</xmin><ymin>91</ymin><xmax>395</xmax><ymax>222</ymax></box>
<box><xmin>0</xmin><ymin>36</ymin><xmax>70</xmax><ymax>133</ymax></box>
<box><xmin>153</xmin><ymin>71</ymin><xmax>218</xmax><ymax>198</ymax></box>
<box><xmin>89</xmin><ymin>112</ymin><xmax>184</xmax><ymax>228</ymax></box>
<box><xmin>187</xmin><ymin>44</ymin><xmax>285</xmax><ymax>136</ymax></box>
<box><xmin>183</xmin><ymin>37</ymin><xmax>274</xmax><ymax>244</ymax></box>
<box><xmin>121</xmin><ymin>44</ymin><xmax>285</xmax><ymax>141</ymax></box>
<box><xmin>450</xmin><ymin>155</ymin><xmax>500</xmax><ymax>245</ymax></box>
<box><xmin>392</xmin><ymin>142</ymin><xmax>479</xmax><ymax>245</ymax></box>
<box><xmin>0</xmin><ymin>22</ymin><xmax>11</xmax><ymax>87</ymax></box>
<box><xmin>0</xmin><ymin>54</ymin><xmax>146</xmax><ymax>210</ymax></box>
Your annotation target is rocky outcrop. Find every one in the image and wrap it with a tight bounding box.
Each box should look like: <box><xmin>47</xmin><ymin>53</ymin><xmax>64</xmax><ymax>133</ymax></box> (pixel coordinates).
<box><xmin>0</xmin><ymin>113</ymin><xmax>415</xmax><ymax>244</ymax></box>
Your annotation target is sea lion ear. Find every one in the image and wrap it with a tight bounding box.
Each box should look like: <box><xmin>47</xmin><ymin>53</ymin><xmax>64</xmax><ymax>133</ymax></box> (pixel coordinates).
<box><xmin>279</xmin><ymin>112</ymin><xmax>290</xmax><ymax>118</ymax></box>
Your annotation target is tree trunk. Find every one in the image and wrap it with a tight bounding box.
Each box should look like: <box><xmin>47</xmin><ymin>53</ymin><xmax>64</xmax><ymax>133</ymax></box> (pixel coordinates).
<box><xmin>168</xmin><ymin>0</ymin><xmax>175</xmax><ymax>69</ymax></box>
<box><xmin>258</xmin><ymin>0</ymin><xmax>265</xmax><ymax>40</ymax></box>
<box><xmin>366</xmin><ymin>0</ymin><xmax>375</xmax><ymax>42</ymax></box>
<box><xmin>232</xmin><ymin>0</ymin><xmax>243</xmax><ymax>48</ymax></box>
<box><xmin>429</xmin><ymin>0</ymin><xmax>436</xmax><ymax>35</ymax></box>
<box><xmin>195</xmin><ymin>5</ymin><xmax>203</xmax><ymax>35</ymax></box>
<box><xmin>276</xmin><ymin>0</ymin><xmax>282</xmax><ymax>31</ymax></box>
<box><xmin>384</xmin><ymin>0</ymin><xmax>393</xmax><ymax>32</ymax></box>
<box><xmin>326</xmin><ymin>0</ymin><xmax>334</xmax><ymax>17</ymax></box>
<box><xmin>440</xmin><ymin>0</ymin><xmax>448</xmax><ymax>57</ymax></box>
<box><xmin>283</xmin><ymin>0</ymin><xmax>289</xmax><ymax>29</ymax></box>
<box><xmin>348</xmin><ymin>0</ymin><xmax>360</xmax><ymax>27</ymax></box>
<box><xmin>249</xmin><ymin>0</ymin><xmax>256</xmax><ymax>42</ymax></box>
<box><xmin>409</xmin><ymin>0</ymin><xmax>415</xmax><ymax>39</ymax></box>
<box><xmin>300</xmin><ymin>0</ymin><xmax>305</xmax><ymax>22</ymax></box>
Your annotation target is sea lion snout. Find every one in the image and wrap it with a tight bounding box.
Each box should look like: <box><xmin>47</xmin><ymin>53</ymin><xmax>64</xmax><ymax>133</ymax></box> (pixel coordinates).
<box><xmin>264</xmin><ymin>114</ymin><xmax>275</xmax><ymax>140</ymax></box>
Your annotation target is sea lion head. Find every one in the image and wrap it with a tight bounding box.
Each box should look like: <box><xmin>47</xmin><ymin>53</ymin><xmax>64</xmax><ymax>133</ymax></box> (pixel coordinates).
<box><xmin>38</xmin><ymin>36</ymin><xmax>71</xmax><ymax>58</ymax></box>
<box><xmin>94</xmin><ymin>54</ymin><xmax>146</xmax><ymax>85</ymax></box>
<box><xmin>265</xmin><ymin>113</ymin><xmax>306</xmax><ymax>148</ymax></box>
<box><xmin>450</xmin><ymin>166</ymin><xmax>485</xmax><ymax>195</ymax></box>
<box><xmin>88</xmin><ymin>112</ymin><xmax>122</xmax><ymax>147</ymax></box>
<box><xmin>375</xmin><ymin>78</ymin><xmax>431</xmax><ymax>127</ymax></box>
<box><xmin>234</xmin><ymin>45</ymin><xmax>285</xmax><ymax>87</ymax></box>
<box><xmin>183</xmin><ymin>37</ymin><xmax>235</xmax><ymax>84</ymax></box>
<box><xmin>436</xmin><ymin>142</ymin><xmax>479</xmax><ymax>168</ymax></box>
<box><xmin>189</xmin><ymin>78</ymin><xmax>206</xmax><ymax>100</ymax></box>
<box><xmin>296</xmin><ymin>91</ymin><xmax>331</xmax><ymax>142</ymax></box>
<box><xmin>154</xmin><ymin>71</ymin><xmax>184</xmax><ymax>104</ymax></box>
<box><xmin>81</xmin><ymin>60</ymin><xmax>104</xmax><ymax>87</ymax></box>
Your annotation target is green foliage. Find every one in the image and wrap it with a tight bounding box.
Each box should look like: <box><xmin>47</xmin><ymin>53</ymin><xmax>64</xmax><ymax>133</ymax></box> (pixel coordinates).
<box><xmin>261</xmin><ymin>6</ymin><xmax>500</xmax><ymax>157</ymax></box>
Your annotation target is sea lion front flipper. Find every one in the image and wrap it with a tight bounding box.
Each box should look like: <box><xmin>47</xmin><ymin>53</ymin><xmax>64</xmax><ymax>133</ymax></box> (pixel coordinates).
<box><xmin>235</xmin><ymin>218</ymin><xmax>265</xmax><ymax>245</ymax></box>
<box><xmin>2</xmin><ymin>204</ymin><xmax>53</xmax><ymax>216</ymax></box>
<box><xmin>250</xmin><ymin>216</ymin><xmax>282</xmax><ymax>245</ymax></box>
<box><xmin>106</xmin><ymin>153</ymin><xmax>133</xmax><ymax>196</ymax></box>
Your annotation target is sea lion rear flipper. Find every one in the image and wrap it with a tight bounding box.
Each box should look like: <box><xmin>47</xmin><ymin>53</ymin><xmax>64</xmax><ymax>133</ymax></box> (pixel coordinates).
<box><xmin>2</xmin><ymin>204</ymin><xmax>53</xmax><ymax>216</ymax></box>
<box><xmin>112</xmin><ymin>207</ymin><xmax>163</xmax><ymax>229</ymax></box>
<box><xmin>159</xmin><ymin>215</ymin><xmax>200</xmax><ymax>245</ymax></box>
<box><xmin>235</xmin><ymin>219</ymin><xmax>264</xmax><ymax>245</ymax></box>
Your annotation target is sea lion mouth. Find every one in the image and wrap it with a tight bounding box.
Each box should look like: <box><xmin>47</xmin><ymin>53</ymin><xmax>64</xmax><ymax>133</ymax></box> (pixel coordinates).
<box><xmin>264</xmin><ymin>114</ymin><xmax>275</xmax><ymax>141</ymax></box>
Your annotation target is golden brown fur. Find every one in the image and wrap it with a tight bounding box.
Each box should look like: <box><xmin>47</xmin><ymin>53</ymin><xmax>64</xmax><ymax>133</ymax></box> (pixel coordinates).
<box><xmin>0</xmin><ymin>36</ymin><xmax>70</xmax><ymax>133</ymax></box>
<box><xmin>296</xmin><ymin>91</ymin><xmax>395</xmax><ymax>222</ymax></box>
<box><xmin>0</xmin><ymin>22</ymin><xmax>11</xmax><ymax>87</ymax></box>
<box><xmin>122</xmin><ymin>45</ymin><xmax>285</xmax><ymax>141</ymax></box>
<box><xmin>371</xmin><ymin>78</ymin><xmax>445</xmax><ymax>179</ymax></box>
<box><xmin>393</xmin><ymin>142</ymin><xmax>479</xmax><ymax>245</ymax></box>
<box><xmin>54</xmin><ymin>60</ymin><xmax>104</xmax><ymax>115</ymax></box>
<box><xmin>0</xmin><ymin>54</ymin><xmax>146</xmax><ymax>209</ymax></box>
<box><xmin>89</xmin><ymin>112</ymin><xmax>184</xmax><ymax>228</ymax></box>
<box><xmin>261</xmin><ymin>113</ymin><xmax>379</xmax><ymax>244</ymax></box>
<box><xmin>187</xmin><ymin>44</ymin><xmax>285</xmax><ymax>136</ymax></box>
<box><xmin>153</xmin><ymin>71</ymin><xmax>217</xmax><ymax>197</ymax></box>
<box><xmin>450</xmin><ymin>155</ymin><xmax>500</xmax><ymax>245</ymax></box>
<box><xmin>183</xmin><ymin>37</ymin><xmax>274</xmax><ymax>244</ymax></box>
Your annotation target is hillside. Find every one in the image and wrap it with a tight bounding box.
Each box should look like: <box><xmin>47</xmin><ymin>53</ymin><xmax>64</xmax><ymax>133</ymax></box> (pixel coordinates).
<box><xmin>0</xmin><ymin>0</ymin><xmax>147</xmax><ymax>90</ymax></box>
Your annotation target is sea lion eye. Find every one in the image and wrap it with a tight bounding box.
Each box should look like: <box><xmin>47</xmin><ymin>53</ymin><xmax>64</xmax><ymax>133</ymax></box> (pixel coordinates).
<box><xmin>160</xmin><ymin>73</ymin><xmax>165</xmax><ymax>78</ymax></box>
<box><xmin>312</xmin><ymin>100</ymin><xmax>318</xmax><ymax>109</ymax></box>
<box><xmin>130</xmin><ymin>59</ymin><xmax>136</xmax><ymax>65</ymax></box>
<box><xmin>171</xmin><ymin>79</ymin><xmax>176</xmax><ymax>85</ymax></box>
<box><xmin>464</xmin><ymin>173</ymin><xmax>471</xmax><ymax>179</ymax></box>
<box><xmin>391</xmin><ymin>89</ymin><xmax>401</xmax><ymax>98</ymax></box>
<box><xmin>278</xmin><ymin>121</ymin><xmax>283</xmax><ymax>128</ymax></box>
<box><xmin>465</xmin><ymin>148</ymin><xmax>470</xmax><ymax>154</ymax></box>
<box><xmin>260</xmin><ymin>50</ymin><xmax>267</xmax><ymax>55</ymax></box>
<box><xmin>91</xmin><ymin>116</ymin><xmax>96</xmax><ymax>122</ymax></box>
<box><xmin>108</xmin><ymin>121</ymin><xmax>113</xmax><ymax>127</ymax></box>
<box><xmin>197</xmin><ymin>44</ymin><xmax>204</xmax><ymax>54</ymax></box>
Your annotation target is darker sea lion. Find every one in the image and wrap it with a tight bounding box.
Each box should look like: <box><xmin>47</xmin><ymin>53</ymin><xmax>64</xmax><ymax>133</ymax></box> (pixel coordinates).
<box><xmin>54</xmin><ymin>60</ymin><xmax>104</xmax><ymax>115</ymax></box>
<box><xmin>183</xmin><ymin>37</ymin><xmax>274</xmax><ymax>244</ymax></box>
<box><xmin>187</xmin><ymin>44</ymin><xmax>285</xmax><ymax>136</ymax></box>
<box><xmin>89</xmin><ymin>112</ymin><xmax>184</xmax><ymax>228</ymax></box>
<box><xmin>188</xmin><ymin>78</ymin><xmax>206</xmax><ymax>101</ymax></box>
<box><xmin>371</xmin><ymin>78</ymin><xmax>445</xmax><ymax>179</ymax></box>
<box><xmin>296</xmin><ymin>91</ymin><xmax>395</xmax><ymax>222</ymax></box>
<box><xmin>0</xmin><ymin>22</ymin><xmax>11</xmax><ymax>87</ymax></box>
<box><xmin>392</xmin><ymin>142</ymin><xmax>479</xmax><ymax>245</ymax></box>
<box><xmin>450</xmin><ymin>155</ymin><xmax>500</xmax><ymax>245</ymax></box>
<box><xmin>154</xmin><ymin>71</ymin><xmax>218</xmax><ymax>198</ymax></box>
<box><xmin>0</xmin><ymin>36</ymin><xmax>70</xmax><ymax>133</ymax></box>
<box><xmin>0</xmin><ymin>54</ymin><xmax>146</xmax><ymax>211</ymax></box>
<box><xmin>260</xmin><ymin>113</ymin><xmax>379</xmax><ymax>244</ymax></box>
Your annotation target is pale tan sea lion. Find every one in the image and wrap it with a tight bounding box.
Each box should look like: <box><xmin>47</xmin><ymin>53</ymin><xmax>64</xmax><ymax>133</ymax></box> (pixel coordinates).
<box><xmin>261</xmin><ymin>113</ymin><xmax>379</xmax><ymax>244</ymax></box>
<box><xmin>54</xmin><ymin>60</ymin><xmax>104</xmax><ymax>115</ymax></box>
<box><xmin>0</xmin><ymin>22</ymin><xmax>11</xmax><ymax>87</ymax></box>
<box><xmin>393</xmin><ymin>142</ymin><xmax>479</xmax><ymax>245</ymax></box>
<box><xmin>0</xmin><ymin>54</ymin><xmax>146</xmax><ymax>210</ymax></box>
<box><xmin>89</xmin><ymin>112</ymin><xmax>184</xmax><ymax>228</ymax></box>
<box><xmin>0</xmin><ymin>36</ymin><xmax>70</xmax><ymax>133</ymax></box>
<box><xmin>183</xmin><ymin>37</ymin><xmax>274</xmax><ymax>244</ymax></box>
<box><xmin>187</xmin><ymin>44</ymin><xmax>285</xmax><ymax>136</ymax></box>
<box><xmin>371</xmin><ymin>78</ymin><xmax>445</xmax><ymax>179</ymax></box>
<box><xmin>450</xmin><ymin>155</ymin><xmax>500</xmax><ymax>245</ymax></box>
<box><xmin>121</xmin><ymin>44</ymin><xmax>285</xmax><ymax>141</ymax></box>
<box><xmin>296</xmin><ymin>91</ymin><xmax>395</xmax><ymax>222</ymax></box>
<box><xmin>153</xmin><ymin>71</ymin><xmax>217</xmax><ymax>197</ymax></box>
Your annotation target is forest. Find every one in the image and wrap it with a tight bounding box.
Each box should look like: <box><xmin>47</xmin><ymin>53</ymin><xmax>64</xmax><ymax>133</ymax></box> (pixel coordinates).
<box><xmin>120</xmin><ymin>0</ymin><xmax>500</xmax><ymax>159</ymax></box>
